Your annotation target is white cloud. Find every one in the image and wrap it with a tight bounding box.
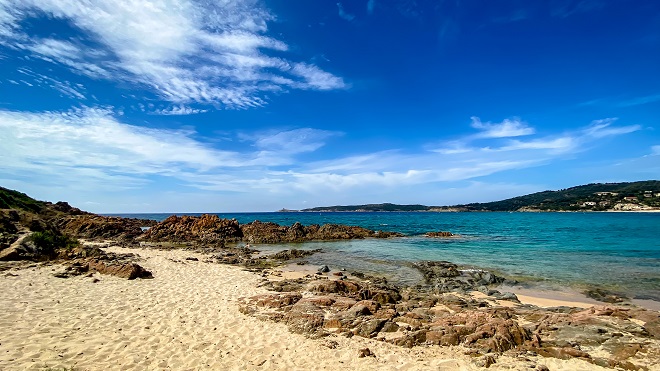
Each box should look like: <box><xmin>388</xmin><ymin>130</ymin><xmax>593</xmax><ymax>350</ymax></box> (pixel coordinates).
<box><xmin>435</xmin><ymin>117</ymin><xmax>640</xmax><ymax>156</ymax></box>
<box><xmin>0</xmin><ymin>0</ymin><xmax>346</xmax><ymax>108</ymax></box>
<box><xmin>290</xmin><ymin>63</ymin><xmax>348</xmax><ymax>90</ymax></box>
<box><xmin>152</xmin><ymin>105</ymin><xmax>208</xmax><ymax>115</ymax></box>
<box><xmin>617</xmin><ymin>94</ymin><xmax>660</xmax><ymax>107</ymax></box>
<box><xmin>337</xmin><ymin>3</ymin><xmax>356</xmax><ymax>21</ymax></box>
<box><xmin>470</xmin><ymin>116</ymin><xmax>535</xmax><ymax>138</ymax></box>
<box><xmin>582</xmin><ymin>118</ymin><xmax>641</xmax><ymax>138</ymax></box>
<box><xmin>651</xmin><ymin>145</ymin><xmax>660</xmax><ymax>156</ymax></box>
<box><xmin>432</xmin><ymin>141</ymin><xmax>474</xmax><ymax>155</ymax></box>
<box><xmin>0</xmin><ymin>110</ymin><xmax>645</xmax><ymax>210</ymax></box>
<box><xmin>367</xmin><ymin>0</ymin><xmax>376</xmax><ymax>15</ymax></box>
<box><xmin>0</xmin><ymin>107</ymin><xmax>343</xmax><ymax>192</ymax></box>
<box><xmin>0</xmin><ymin>107</ymin><xmax>233</xmax><ymax>174</ymax></box>
<box><xmin>499</xmin><ymin>137</ymin><xmax>576</xmax><ymax>153</ymax></box>
<box><xmin>17</xmin><ymin>67</ymin><xmax>87</xmax><ymax>99</ymax></box>
<box><xmin>252</xmin><ymin>128</ymin><xmax>342</xmax><ymax>154</ymax></box>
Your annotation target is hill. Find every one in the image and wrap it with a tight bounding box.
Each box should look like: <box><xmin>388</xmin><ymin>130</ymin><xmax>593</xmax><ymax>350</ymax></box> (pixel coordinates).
<box><xmin>0</xmin><ymin>186</ymin><xmax>47</xmax><ymax>213</ymax></box>
<box><xmin>302</xmin><ymin>203</ymin><xmax>431</xmax><ymax>212</ymax></box>
<box><xmin>301</xmin><ymin>181</ymin><xmax>660</xmax><ymax>212</ymax></box>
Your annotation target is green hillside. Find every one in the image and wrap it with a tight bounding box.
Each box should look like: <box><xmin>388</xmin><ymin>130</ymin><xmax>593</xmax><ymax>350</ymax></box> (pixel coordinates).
<box><xmin>0</xmin><ymin>187</ymin><xmax>46</xmax><ymax>212</ymax></box>
<box><xmin>301</xmin><ymin>181</ymin><xmax>660</xmax><ymax>212</ymax></box>
<box><xmin>457</xmin><ymin>181</ymin><xmax>660</xmax><ymax>211</ymax></box>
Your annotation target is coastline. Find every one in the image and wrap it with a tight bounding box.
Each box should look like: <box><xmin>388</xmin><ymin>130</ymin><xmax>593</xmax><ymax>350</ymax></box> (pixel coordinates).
<box><xmin>1</xmin><ymin>244</ymin><xmax>645</xmax><ymax>371</ymax></box>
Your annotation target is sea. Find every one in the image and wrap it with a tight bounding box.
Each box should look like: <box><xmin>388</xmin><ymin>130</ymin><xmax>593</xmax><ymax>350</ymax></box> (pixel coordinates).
<box><xmin>111</xmin><ymin>211</ymin><xmax>660</xmax><ymax>303</ymax></box>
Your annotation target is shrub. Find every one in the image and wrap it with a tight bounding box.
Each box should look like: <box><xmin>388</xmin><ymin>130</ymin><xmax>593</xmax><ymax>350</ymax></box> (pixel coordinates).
<box><xmin>28</xmin><ymin>231</ymin><xmax>79</xmax><ymax>256</ymax></box>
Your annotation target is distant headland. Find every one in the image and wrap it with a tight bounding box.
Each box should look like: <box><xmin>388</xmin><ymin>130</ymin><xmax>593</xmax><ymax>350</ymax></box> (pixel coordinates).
<box><xmin>295</xmin><ymin>180</ymin><xmax>660</xmax><ymax>212</ymax></box>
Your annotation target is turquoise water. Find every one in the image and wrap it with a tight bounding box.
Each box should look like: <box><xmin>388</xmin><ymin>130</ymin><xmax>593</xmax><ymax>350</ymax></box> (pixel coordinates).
<box><xmin>113</xmin><ymin>212</ymin><xmax>660</xmax><ymax>301</ymax></box>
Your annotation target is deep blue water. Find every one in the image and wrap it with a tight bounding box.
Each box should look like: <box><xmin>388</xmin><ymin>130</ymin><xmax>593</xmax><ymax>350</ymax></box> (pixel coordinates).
<box><xmin>110</xmin><ymin>212</ymin><xmax>660</xmax><ymax>300</ymax></box>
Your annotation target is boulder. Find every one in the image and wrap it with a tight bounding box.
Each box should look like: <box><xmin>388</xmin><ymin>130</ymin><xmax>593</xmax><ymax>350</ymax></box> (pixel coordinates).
<box><xmin>283</xmin><ymin>300</ymin><xmax>326</xmax><ymax>335</ymax></box>
<box><xmin>86</xmin><ymin>259</ymin><xmax>153</xmax><ymax>280</ymax></box>
<box><xmin>355</xmin><ymin>319</ymin><xmax>387</xmax><ymax>338</ymax></box>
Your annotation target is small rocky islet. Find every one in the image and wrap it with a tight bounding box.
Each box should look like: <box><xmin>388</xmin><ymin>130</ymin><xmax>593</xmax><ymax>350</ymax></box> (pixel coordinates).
<box><xmin>1</xmin><ymin>191</ymin><xmax>659</xmax><ymax>369</ymax></box>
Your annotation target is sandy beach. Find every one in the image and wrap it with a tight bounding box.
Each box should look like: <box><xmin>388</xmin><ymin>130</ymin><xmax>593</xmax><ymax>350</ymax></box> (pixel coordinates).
<box><xmin>0</xmin><ymin>245</ymin><xmax>615</xmax><ymax>371</ymax></box>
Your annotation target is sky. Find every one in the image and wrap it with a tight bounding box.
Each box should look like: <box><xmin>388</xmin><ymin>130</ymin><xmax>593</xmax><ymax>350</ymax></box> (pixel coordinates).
<box><xmin>0</xmin><ymin>0</ymin><xmax>659</xmax><ymax>213</ymax></box>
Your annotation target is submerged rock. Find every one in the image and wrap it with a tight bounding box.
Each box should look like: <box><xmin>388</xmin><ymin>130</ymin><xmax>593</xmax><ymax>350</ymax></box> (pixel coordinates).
<box><xmin>425</xmin><ymin>231</ymin><xmax>454</xmax><ymax>238</ymax></box>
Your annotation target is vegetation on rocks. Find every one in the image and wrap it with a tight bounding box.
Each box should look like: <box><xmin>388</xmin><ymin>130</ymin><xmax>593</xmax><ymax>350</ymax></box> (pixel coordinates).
<box><xmin>301</xmin><ymin>181</ymin><xmax>660</xmax><ymax>212</ymax></box>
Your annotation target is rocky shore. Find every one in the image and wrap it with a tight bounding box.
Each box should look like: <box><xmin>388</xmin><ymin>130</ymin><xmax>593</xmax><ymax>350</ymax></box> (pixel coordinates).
<box><xmin>1</xmin><ymin>192</ymin><xmax>659</xmax><ymax>370</ymax></box>
<box><xmin>206</xmin><ymin>249</ymin><xmax>657</xmax><ymax>370</ymax></box>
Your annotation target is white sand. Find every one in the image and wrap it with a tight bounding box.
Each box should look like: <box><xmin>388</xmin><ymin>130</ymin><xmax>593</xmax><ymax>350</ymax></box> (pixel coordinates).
<box><xmin>0</xmin><ymin>246</ymin><xmax>606</xmax><ymax>371</ymax></box>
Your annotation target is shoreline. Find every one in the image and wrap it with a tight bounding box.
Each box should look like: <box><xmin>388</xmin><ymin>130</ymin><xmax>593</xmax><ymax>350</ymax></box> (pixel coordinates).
<box><xmin>271</xmin><ymin>257</ymin><xmax>660</xmax><ymax>313</ymax></box>
<box><xmin>105</xmin><ymin>209</ymin><xmax>660</xmax><ymax>216</ymax></box>
<box><xmin>250</xmin><ymin>241</ymin><xmax>660</xmax><ymax>313</ymax></box>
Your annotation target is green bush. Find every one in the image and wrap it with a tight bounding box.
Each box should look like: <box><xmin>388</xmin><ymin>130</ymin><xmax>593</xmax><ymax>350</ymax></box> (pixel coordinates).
<box><xmin>28</xmin><ymin>231</ymin><xmax>79</xmax><ymax>255</ymax></box>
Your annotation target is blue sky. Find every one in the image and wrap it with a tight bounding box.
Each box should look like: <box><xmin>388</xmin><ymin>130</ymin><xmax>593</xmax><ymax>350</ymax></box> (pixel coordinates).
<box><xmin>0</xmin><ymin>0</ymin><xmax>658</xmax><ymax>212</ymax></box>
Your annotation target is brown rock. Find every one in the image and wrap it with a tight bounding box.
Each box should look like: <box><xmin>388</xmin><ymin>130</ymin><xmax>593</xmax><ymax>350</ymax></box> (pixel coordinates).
<box><xmin>536</xmin><ymin>346</ymin><xmax>591</xmax><ymax>360</ymax></box>
<box><xmin>283</xmin><ymin>300</ymin><xmax>326</xmax><ymax>335</ymax></box>
<box><xmin>60</xmin><ymin>215</ymin><xmax>148</xmax><ymax>240</ymax></box>
<box><xmin>309</xmin><ymin>279</ymin><xmax>362</xmax><ymax>295</ymax></box>
<box><xmin>332</xmin><ymin>297</ymin><xmax>358</xmax><ymax>310</ymax></box>
<box><xmin>358</xmin><ymin>348</ymin><xmax>375</xmax><ymax>358</ymax></box>
<box><xmin>374</xmin><ymin>308</ymin><xmax>397</xmax><ymax>320</ymax></box>
<box><xmin>425</xmin><ymin>231</ymin><xmax>454</xmax><ymax>238</ymax></box>
<box><xmin>300</xmin><ymin>296</ymin><xmax>335</xmax><ymax>307</ymax></box>
<box><xmin>355</xmin><ymin>300</ymin><xmax>380</xmax><ymax>313</ymax></box>
<box><xmin>355</xmin><ymin>319</ymin><xmax>387</xmax><ymax>338</ymax></box>
<box><xmin>253</xmin><ymin>293</ymin><xmax>302</xmax><ymax>309</ymax></box>
<box><xmin>381</xmin><ymin>321</ymin><xmax>399</xmax><ymax>333</ymax></box>
<box><xmin>141</xmin><ymin>214</ymin><xmax>242</xmax><ymax>244</ymax></box>
<box><xmin>87</xmin><ymin>259</ymin><xmax>153</xmax><ymax>280</ymax></box>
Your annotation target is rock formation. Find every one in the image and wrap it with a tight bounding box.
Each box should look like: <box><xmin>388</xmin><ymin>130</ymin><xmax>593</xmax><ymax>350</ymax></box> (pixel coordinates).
<box><xmin>138</xmin><ymin>215</ymin><xmax>403</xmax><ymax>245</ymax></box>
<box><xmin>140</xmin><ymin>214</ymin><xmax>243</xmax><ymax>244</ymax></box>
<box><xmin>59</xmin><ymin>215</ymin><xmax>154</xmax><ymax>241</ymax></box>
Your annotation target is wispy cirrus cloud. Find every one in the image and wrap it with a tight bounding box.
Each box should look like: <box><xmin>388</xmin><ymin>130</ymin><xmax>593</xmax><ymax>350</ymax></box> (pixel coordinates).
<box><xmin>16</xmin><ymin>67</ymin><xmax>87</xmax><ymax>100</ymax></box>
<box><xmin>651</xmin><ymin>145</ymin><xmax>660</xmax><ymax>156</ymax></box>
<box><xmin>0</xmin><ymin>108</ymin><xmax>644</xmax><ymax>208</ymax></box>
<box><xmin>0</xmin><ymin>0</ymin><xmax>346</xmax><ymax>108</ymax></box>
<box><xmin>617</xmin><ymin>94</ymin><xmax>660</xmax><ymax>107</ymax></box>
<box><xmin>151</xmin><ymin>105</ymin><xmax>208</xmax><ymax>116</ymax></box>
<box><xmin>0</xmin><ymin>107</ymin><xmax>342</xmax><ymax>192</ymax></box>
<box><xmin>337</xmin><ymin>3</ymin><xmax>356</xmax><ymax>21</ymax></box>
<box><xmin>251</xmin><ymin>128</ymin><xmax>342</xmax><ymax>155</ymax></box>
<box><xmin>552</xmin><ymin>0</ymin><xmax>605</xmax><ymax>18</ymax></box>
<box><xmin>367</xmin><ymin>0</ymin><xmax>376</xmax><ymax>15</ymax></box>
<box><xmin>470</xmin><ymin>116</ymin><xmax>535</xmax><ymax>138</ymax></box>
<box><xmin>434</xmin><ymin>117</ymin><xmax>640</xmax><ymax>155</ymax></box>
<box><xmin>583</xmin><ymin>118</ymin><xmax>641</xmax><ymax>138</ymax></box>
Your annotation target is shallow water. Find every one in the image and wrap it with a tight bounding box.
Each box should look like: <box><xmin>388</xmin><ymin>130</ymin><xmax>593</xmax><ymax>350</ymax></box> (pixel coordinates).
<box><xmin>113</xmin><ymin>212</ymin><xmax>660</xmax><ymax>301</ymax></box>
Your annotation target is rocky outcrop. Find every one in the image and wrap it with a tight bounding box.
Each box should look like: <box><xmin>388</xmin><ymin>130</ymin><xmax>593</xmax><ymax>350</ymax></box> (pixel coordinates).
<box><xmin>412</xmin><ymin>261</ymin><xmax>507</xmax><ymax>294</ymax></box>
<box><xmin>140</xmin><ymin>214</ymin><xmax>243</xmax><ymax>244</ymax></box>
<box><xmin>424</xmin><ymin>231</ymin><xmax>454</xmax><ymax>237</ymax></box>
<box><xmin>139</xmin><ymin>215</ymin><xmax>403</xmax><ymax>245</ymax></box>
<box><xmin>59</xmin><ymin>215</ymin><xmax>152</xmax><ymax>241</ymax></box>
<box><xmin>0</xmin><ymin>234</ymin><xmax>35</xmax><ymax>261</ymax></box>
<box><xmin>241</xmin><ymin>221</ymin><xmax>403</xmax><ymax>244</ymax></box>
<box><xmin>57</xmin><ymin>245</ymin><xmax>153</xmax><ymax>279</ymax></box>
<box><xmin>240</xmin><ymin>274</ymin><xmax>660</xmax><ymax>369</ymax></box>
